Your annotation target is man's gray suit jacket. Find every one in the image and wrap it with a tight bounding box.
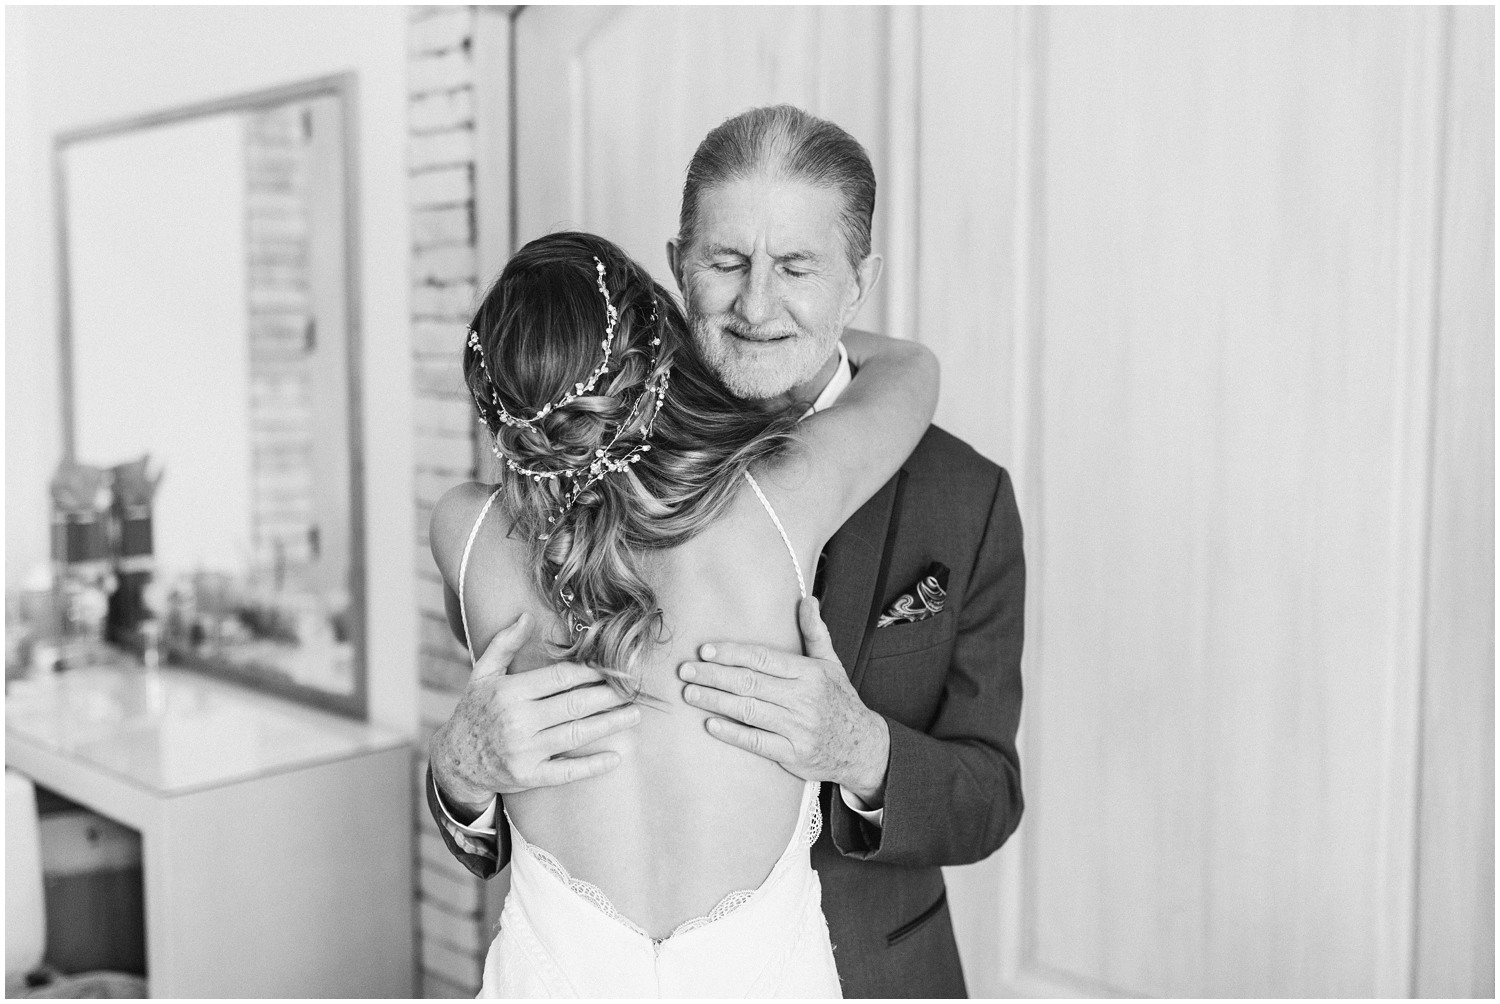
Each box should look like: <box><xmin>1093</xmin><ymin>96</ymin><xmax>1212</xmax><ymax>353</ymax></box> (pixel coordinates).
<box><xmin>426</xmin><ymin>424</ymin><xmax>1026</xmax><ymax>998</ymax></box>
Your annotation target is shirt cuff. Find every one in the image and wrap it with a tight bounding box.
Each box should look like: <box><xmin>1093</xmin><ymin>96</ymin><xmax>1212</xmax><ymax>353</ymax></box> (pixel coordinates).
<box><xmin>432</xmin><ymin>771</ymin><xmax>499</xmax><ymax>837</ymax></box>
<box><xmin>838</xmin><ymin>784</ymin><xmax>885</xmax><ymax>828</ymax></box>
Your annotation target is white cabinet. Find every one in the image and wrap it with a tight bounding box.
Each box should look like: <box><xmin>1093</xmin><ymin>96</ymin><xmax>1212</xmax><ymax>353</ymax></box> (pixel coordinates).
<box><xmin>6</xmin><ymin>664</ymin><xmax>414</xmax><ymax>998</ymax></box>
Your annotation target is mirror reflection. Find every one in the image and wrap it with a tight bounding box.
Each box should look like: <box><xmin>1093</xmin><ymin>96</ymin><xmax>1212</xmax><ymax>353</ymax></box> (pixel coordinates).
<box><xmin>59</xmin><ymin>86</ymin><xmax>363</xmax><ymax>715</ymax></box>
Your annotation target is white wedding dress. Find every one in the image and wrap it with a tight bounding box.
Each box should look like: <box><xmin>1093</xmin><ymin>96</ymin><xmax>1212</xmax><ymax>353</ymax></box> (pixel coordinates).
<box><xmin>462</xmin><ymin>472</ymin><xmax>843</xmax><ymax>998</ymax></box>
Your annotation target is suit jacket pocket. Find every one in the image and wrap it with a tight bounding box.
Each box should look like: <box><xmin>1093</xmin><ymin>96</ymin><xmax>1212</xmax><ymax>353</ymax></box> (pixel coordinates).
<box><xmin>886</xmin><ymin>889</ymin><xmax>949</xmax><ymax>946</ymax></box>
<box><xmin>868</xmin><ymin>609</ymin><xmax>953</xmax><ymax>659</ymax></box>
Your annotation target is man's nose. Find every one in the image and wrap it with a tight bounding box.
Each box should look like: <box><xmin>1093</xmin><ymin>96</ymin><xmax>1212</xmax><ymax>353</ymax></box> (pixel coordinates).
<box><xmin>735</xmin><ymin>264</ymin><xmax>778</xmax><ymax>326</ymax></box>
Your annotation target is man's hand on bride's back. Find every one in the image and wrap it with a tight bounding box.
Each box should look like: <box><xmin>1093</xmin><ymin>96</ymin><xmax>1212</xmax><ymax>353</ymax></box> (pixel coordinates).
<box><xmin>428</xmin><ymin>612</ymin><xmax>643</xmax><ymax>813</ymax></box>
<box><xmin>678</xmin><ymin>597</ymin><xmax>892</xmax><ymax>808</ymax></box>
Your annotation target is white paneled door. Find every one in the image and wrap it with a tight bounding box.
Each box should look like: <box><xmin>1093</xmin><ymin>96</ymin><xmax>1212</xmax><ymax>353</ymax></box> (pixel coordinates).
<box><xmin>509</xmin><ymin>6</ymin><xmax>1492</xmax><ymax>998</ymax></box>
<box><xmin>1009</xmin><ymin>7</ymin><xmax>1453</xmax><ymax>997</ymax></box>
<box><xmin>514</xmin><ymin>6</ymin><xmax>900</xmax><ymax>336</ymax></box>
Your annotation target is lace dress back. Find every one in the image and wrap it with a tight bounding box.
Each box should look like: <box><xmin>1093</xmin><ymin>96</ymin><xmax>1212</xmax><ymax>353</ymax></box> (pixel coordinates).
<box><xmin>508</xmin><ymin>778</ymin><xmax>823</xmax><ymax>946</ymax></box>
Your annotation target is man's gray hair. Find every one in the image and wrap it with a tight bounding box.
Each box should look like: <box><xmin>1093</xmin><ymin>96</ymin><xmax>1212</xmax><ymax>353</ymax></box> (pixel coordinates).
<box><xmin>678</xmin><ymin>105</ymin><xmax>876</xmax><ymax>270</ymax></box>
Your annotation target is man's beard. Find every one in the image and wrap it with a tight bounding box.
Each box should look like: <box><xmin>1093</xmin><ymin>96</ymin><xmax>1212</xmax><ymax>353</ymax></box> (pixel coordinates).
<box><xmin>688</xmin><ymin>311</ymin><xmax>841</xmax><ymax>400</ymax></box>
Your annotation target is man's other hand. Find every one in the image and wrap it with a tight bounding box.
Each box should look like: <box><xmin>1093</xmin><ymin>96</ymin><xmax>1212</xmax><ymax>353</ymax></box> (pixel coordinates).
<box><xmin>428</xmin><ymin>612</ymin><xmax>642</xmax><ymax>816</ymax></box>
<box><xmin>680</xmin><ymin>597</ymin><xmax>891</xmax><ymax>806</ymax></box>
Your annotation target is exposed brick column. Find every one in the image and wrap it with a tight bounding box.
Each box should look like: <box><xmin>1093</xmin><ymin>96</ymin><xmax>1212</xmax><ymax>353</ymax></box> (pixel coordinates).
<box><xmin>244</xmin><ymin>105</ymin><xmax>316</xmax><ymax>591</ymax></box>
<box><xmin>407</xmin><ymin>6</ymin><xmax>500</xmax><ymax>997</ymax></box>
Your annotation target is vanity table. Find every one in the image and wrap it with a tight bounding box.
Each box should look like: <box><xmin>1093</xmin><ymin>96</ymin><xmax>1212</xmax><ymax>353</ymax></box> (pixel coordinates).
<box><xmin>6</xmin><ymin>659</ymin><xmax>414</xmax><ymax>998</ymax></box>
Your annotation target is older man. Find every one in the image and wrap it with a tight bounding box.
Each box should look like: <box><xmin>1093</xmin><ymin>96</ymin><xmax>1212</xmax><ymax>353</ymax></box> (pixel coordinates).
<box><xmin>427</xmin><ymin>105</ymin><xmax>1025</xmax><ymax>998</ymax></box>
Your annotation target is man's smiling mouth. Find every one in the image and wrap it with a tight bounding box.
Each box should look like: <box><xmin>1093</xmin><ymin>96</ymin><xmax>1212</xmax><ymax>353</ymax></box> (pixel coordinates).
<box><xmin>726</xmin><ymin>328</ymin><xmax>794</xmax><ymax>343</ymax></box>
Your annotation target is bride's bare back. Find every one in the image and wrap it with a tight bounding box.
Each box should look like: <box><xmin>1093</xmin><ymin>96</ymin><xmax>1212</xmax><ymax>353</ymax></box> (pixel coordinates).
<box><xmin>447</xmin><ymin>476</ymin><xmax>819</xmax><ymax>938</ymax></box>
<box><xmin>434</xmin><ymin>309</ymin><xmax>938</xmax><ymax>941</ymax></box>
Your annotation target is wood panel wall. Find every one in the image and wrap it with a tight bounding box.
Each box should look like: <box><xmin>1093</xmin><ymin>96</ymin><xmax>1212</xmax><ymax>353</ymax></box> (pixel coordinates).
<box><xmin>1413</xmin><ymin>7</ymin><xmax>1495</xmax><ymax>996</ymax></box>
<box><xmin>908</xmin><ymin>7</ymin><xmax>1492</xmax><ymax>997</ymax></box>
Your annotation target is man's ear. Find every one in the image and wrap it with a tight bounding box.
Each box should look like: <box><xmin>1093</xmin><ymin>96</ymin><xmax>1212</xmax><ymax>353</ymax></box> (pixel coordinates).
<box><xmin>665</xmin><ymin>238</ymin><xmax>687</xmax><ymax>295</ymax></box>
<box><xmin>840</xmin><ymin>253</ymin><xmax>885</xmax><ymax>328</ymax></box>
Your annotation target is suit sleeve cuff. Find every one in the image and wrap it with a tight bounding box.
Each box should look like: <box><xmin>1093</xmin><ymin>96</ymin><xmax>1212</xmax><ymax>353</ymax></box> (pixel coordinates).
<box><xmin>431</xmin><ymin>770</ymin><xmax>499</xmax><ymax>837</ymax></box>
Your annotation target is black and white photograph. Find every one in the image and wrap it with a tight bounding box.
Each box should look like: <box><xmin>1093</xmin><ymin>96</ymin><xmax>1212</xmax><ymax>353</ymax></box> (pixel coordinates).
<box><xmin>4</xmin><ymin>4</ymin><xmax>1493</xmax><ymax>999</ymax></box>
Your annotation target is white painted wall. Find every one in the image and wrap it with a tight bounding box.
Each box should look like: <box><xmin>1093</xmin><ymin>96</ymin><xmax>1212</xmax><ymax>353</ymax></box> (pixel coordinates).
<box><xmin>5</xmin><ymin>6</ymin><xmax>416</xmax><ymax>733</ymax></box>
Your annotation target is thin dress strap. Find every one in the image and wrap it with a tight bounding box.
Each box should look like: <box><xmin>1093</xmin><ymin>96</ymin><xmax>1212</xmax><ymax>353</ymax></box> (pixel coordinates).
<box><xmin>743</xmin><ymin>470</ymin><xmax>807</xmax><ymax>599</ymax></box>
<box><xmin>457</xmin><ymin>486</ymin><xmax>504</xmax><ymax>666</ymax></box>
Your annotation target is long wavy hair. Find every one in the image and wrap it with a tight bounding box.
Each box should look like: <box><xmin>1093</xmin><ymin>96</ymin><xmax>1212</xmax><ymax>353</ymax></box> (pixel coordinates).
<box><xmin>465</xmin><ymin>232</ymin><xmax>802</xmax><ymax>699</ymax></box>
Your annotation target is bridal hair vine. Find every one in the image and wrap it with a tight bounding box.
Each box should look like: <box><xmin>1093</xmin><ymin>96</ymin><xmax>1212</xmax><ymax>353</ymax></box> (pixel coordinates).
<box><xmin>467</xmin><ymin>255</ymin><xmax>669</xmax><ymax>541</ymax></box>
<box><xmin>468</xmin><ymin>257</ymin><xmax>622</xmax><ymax>431</ymax></box>
<box><xmin>527</xmin><ymin>361</ymin><xmax>669</xmax><ymax>542</ymax></box>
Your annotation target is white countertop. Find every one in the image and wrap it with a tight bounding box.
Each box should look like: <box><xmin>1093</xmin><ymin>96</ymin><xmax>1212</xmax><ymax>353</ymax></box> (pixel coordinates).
<box><xmin>6</xmin><ymin>663</ymin><xmax>407</xmax><ymax>798</ymax></box>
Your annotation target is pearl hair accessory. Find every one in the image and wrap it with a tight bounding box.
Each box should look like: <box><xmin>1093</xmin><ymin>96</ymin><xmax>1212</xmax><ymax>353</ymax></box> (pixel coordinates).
<box><xmin>467</xmin><ymin>257</ymin><xmax>621</xmax><ymax>432</ymax></box>
<box><xmin>527</xmin><ymin>356</ymin><xmax>669</xmax><ymax>541</ymax></box>
<box><xmin>466</xmin><ymin>255</ymin><xmax>669</xmax><ymax>541</ymax></box>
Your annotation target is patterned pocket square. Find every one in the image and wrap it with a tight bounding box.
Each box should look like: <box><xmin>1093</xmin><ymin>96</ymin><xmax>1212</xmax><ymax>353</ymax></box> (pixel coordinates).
<box><xmin>877</xmin><ymin>563</ymin><xmax>950</xmax><ymax>627</ymax></box>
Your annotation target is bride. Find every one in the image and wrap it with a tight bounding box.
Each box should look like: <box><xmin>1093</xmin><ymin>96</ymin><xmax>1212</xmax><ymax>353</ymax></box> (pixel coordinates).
<box><xmin>429</xmin><ymin>231</ymin><xmax>936</xmax><ymax>997</ymax></box>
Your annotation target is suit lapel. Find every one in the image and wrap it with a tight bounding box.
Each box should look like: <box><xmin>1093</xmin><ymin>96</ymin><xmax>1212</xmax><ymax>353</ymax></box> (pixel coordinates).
<box><xmin>819</xmin><ymin>470</ymin><xmax>906</xmax><ymax>689</ymax></box>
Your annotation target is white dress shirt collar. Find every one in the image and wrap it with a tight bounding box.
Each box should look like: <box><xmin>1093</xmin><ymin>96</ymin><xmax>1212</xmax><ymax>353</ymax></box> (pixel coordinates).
<box><xmin>804</xmin><ymin>341</ymin><xmax>852</xmax><ymax>416</ymax></box>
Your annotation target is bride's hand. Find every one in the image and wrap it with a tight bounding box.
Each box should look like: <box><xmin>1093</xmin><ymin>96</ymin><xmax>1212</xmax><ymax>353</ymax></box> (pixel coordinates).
<box><xmin>429</xmin><ymin>613</ymin><xmax>643</xmax><ymax>810</ymax></box>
